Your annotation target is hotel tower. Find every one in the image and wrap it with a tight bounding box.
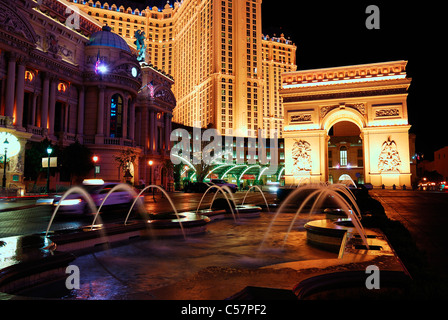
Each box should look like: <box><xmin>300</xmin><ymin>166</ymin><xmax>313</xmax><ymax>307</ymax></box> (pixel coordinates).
<box><xmin>73</xmin><ymin>0</ymin><xmax>297</xmax><ymax>137</ymax></box>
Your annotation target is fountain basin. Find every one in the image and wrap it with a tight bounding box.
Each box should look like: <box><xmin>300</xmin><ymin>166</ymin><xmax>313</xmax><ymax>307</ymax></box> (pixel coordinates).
<box><xmin>304</xmin><ymin>219</ymin><xmax>350</xmax><ymax>252</ymax></box>
<box><xmin>201</xmin><ymin>205</ymin><xmax>262</xmax><ymax>221</ymax></box>
<box><xmin>304</xmin><ymin>218</ymin><xmax>379</xmax><ymax>252</ymax></box>
<box><xmin>49</xmin><ymin>213</ymin><xmax>209</xmax><ymax>253</ymax></box>
<box><xmin>324</xmin><ymin>208</ymin><xmax>348</xmax><ymax>220</ymax></box>
<box><xmin>293</xmin><ymin>270</ymin><xmax>411</xmax><ymax>300</ymax></box>
<box><xmin>0</xmin><ymin>234</ymin><xmax>76</xmax><ymax>295</ymax></box>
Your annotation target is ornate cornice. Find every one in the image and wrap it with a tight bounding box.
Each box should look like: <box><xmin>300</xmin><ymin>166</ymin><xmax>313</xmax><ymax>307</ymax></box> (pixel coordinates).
<box><xmin>27</xmin><ymin>49</ymin><xmax>84</xmax><ymax>84</ymax></box>
<box><xmin>82</xmin><ymin>71</ymin><xmax>141</xmax><ymax>93</ymax></box>
<box><xmin>282</xmin><ymin>61</ymin><xmax>409</xmax><ymax>88</ymax></box>
<box><xmin>283</xmin><ymin>87</ymin><xmax>409</xmax><ymax>103</ymax></box>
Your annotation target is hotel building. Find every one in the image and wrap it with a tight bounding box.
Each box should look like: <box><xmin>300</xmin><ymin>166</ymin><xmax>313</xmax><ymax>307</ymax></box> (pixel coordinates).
<box><xmin>0</xmin><ymin>0</ymin><xmax>176</xmax><ymax>193</ymax></box>
<box><xmin>73</xmin><ymin>0</ymin><xmax>297</xmax><ymax>138</ymax></box>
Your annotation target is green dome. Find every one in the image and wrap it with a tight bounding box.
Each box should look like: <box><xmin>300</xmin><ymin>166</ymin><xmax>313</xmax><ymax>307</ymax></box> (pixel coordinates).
<box><xmin>88</xmin><ymin>25</ymin><xmax>131</xmax><ymax>52</ymax></box>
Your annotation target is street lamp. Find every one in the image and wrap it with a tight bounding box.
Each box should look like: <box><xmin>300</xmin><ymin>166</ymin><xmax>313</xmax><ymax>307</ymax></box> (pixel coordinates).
<box><xmin>93</xmin><ymin>155</ymin><xmax>99</xmax><ymax>178</ymax></box>
<box><xmin>148</xmin><ymin>160</ymin><xmax>153</xmax><ymax>185</ymax></box>
<box><xmin>2</xmin><ymin>138</ymin><xmax>9</xmax><ymax>189</ymax></box>
<box><xmin>46</xmin><ymin>146</ymin><xmax>53</xmax><ymax>195</ymax></box>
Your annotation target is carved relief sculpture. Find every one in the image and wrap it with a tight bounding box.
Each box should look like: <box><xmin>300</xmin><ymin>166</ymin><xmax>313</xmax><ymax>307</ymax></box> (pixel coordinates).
<box><xmin>290</xmin><ymin>114</ymin><xmax>311</xmax><ymax>123</ymax></box>
<box><xmin>292</xmin><ymin>139</ymin><xmax>312</xmax><ymax>174</ymax></box>
<box><xmin>375</xmin><ymin>109</ymin><xmax>400</xmax><ymax>117</ymax></box>
<box><xmin>44</xmin><ymin>32</ymin><xmax>59</xmax><ymax>56</ymax></box>
<box><xmin>378</xmin><ymin>136</ymin><xmax>402</xmax><ymax>172</ymax></box>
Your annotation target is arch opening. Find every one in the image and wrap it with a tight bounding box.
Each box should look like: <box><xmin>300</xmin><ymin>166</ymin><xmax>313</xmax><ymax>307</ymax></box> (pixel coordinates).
<box><xmin>327</xmin><ymin>120</ymin><xmax>364</xmax><ymax>185</ymax></box>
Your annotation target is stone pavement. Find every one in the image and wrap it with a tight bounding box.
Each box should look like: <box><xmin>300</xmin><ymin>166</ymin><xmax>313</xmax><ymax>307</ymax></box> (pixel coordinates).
<box><xmin>371</xmin><ymin>189</ymin><xmax>448</xmax><ymax>277</ymax></box>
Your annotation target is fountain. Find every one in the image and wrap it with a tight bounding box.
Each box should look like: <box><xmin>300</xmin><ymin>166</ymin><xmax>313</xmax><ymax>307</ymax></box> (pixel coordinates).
<box><xmin>282</xmin><ymin>186</ymin><xmax>366</xmax><ymax>247</ymax></box>
<box><xmin>337</xmin><ymin>175</ymin><xmax>357</xmax><ymax>189</ymax></box>
<box><xmin>287</xmin><ymin>177</ymin><xmax>308</xmax><ymax>188</ymax></box>
<box><xmin>261</xmin><ymin>183</ymin><xmax>370</xmax><ymax>251</ymax></box>
<box><xmin>90</xmin><ymin>183</ymin><xmax>140</xmax><ymax>228</ymax></box>
<box><xmin>45</xmin><ymin>186</ymin><xmax>99</xmax><ymax>238</ymax></box>
<box><xmin>0</xmin><ymin>178</ymin><xmax>411</xmax><ymax>300</ymax></box>
<box><xmin>196</xmin><ymin>184</ymin><xmax>238</xmax><ymax>221</ymax></box>
<box><xmin>241</xmin><ymin>185</ymin><xmax>270</xmax><ymax>213</ymax></box>
<box><xmin>124</xmin><ymin>185</ymin><xmax>186</xmax><ymax>239</ymax></box>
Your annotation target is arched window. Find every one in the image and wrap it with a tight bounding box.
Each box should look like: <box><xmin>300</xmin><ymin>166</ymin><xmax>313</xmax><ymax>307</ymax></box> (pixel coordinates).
<box><xmin>340</xmin><ymin>146</ymin><xmax>347</xmax><ymax>166</ymax></box>
<box><xmin>110</xmin><ymin>94</ymin><xmax>123</xmax><ymax>138</ymax></box>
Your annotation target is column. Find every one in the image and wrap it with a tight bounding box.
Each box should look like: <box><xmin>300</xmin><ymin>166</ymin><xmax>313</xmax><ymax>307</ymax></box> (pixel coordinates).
<box><xmin>48</xmin><ymin>78</ymin><xmax>57</xmax><ymax>136</ymax></box>
<box><xmin>129</xmin><ymin>100</ymin><xmax>135</xmax><ymax>141</ymax></box>
<box><xmin>4</xmin><ymin>54</ymin><xmax>16</xmax><ymax>118</ymax></box>
<box><xmin>31</xmin><ymin>93</ymin><xmax>38</xmax><ymax>126</ymax></box>
<box><xmin>122</xmin><ymin>98</ymin><xmax>128</xmax><ymax>140</ymax></box>
<box><xmin>135</xmin><ymin>109</ymin><xmax>141</xmax><ymax>145</ymax></box>
<box><xmin>142</xmin><ymin>107</ymin><xmax>149</xmax><ymax>151</ymax></box>
<box><xmin>14</xmin><ymin>60</ymin><xmax>26</xmax><ymax>128</ymax></box>
<box><xmin>40</xmin><ymin>75</ymin><xmax>50</xmax><ymax>130</ymax></box>
<box><xmin>77</xmin><ymin>86</ymin><xmax>85</xmax><ymax>135</ymax></box>
<box><xmin>360</xmin><ymin>129</ymin><xmax>371</xmax><ymax>184</ymax></box>
<box><xmin>164</xmin><ymin>113</ymin><xmax>170</xmax><ymax>153</ymax></box>
<box><xmin>97</xmin><ymin>85</ymin><xmax>105</xmax><ymax>136</ymax></box>
<box><xmin>318</xmin><ymin>130</ymin><xmax>328</xmax><ymax>183</ymax></box>
<box><xmin>149</xmin><ymin>109</ymin><xmax>155</xmax><ymax>153</ymax></box>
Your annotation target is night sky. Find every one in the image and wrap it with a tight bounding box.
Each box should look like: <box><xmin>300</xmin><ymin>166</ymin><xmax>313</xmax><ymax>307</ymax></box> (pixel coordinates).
<box><xmin>125</xmin><ymin>0</ymin><xmax>445</xmax><ymax>159</ymax></box>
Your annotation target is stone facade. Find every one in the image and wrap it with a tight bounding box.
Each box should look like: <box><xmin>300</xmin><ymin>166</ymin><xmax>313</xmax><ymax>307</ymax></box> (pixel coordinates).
<box><xmin>0</xmin><ymin>0</ymin><xmax>176</xmax><ymax>193</ymax></box>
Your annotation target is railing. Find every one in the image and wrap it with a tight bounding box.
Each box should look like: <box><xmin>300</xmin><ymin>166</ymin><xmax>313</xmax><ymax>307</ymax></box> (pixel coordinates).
<box><xmin>26</xmin><ymin>125</ymin><xmax>44</xmax><ymax>136</ymax></box>
<box><xmin>84</xmin><ymin>136</ymin><xmax>136</xmax><ymax>147</ymax></box>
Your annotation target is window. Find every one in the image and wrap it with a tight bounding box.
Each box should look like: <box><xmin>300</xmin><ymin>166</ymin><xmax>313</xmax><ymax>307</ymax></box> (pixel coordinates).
<box><xmin>357</xmin><ymin>149</ymin><xmax>363</xmax><ymax>157</ymax></box>
<box><xmin>340</xmin><ymin>146</ymin><xmax>347</xmax><ymax>166</ymax></box>
<box><xmin>110</xmin><ymin>94</ymin><xmax>123</xmax><ymax>138</ymax></box>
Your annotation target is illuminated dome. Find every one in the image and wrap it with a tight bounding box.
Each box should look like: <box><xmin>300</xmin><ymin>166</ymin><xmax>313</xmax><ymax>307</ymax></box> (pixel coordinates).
<box><xmin>88</xmin><ymin>25</ymin><xmax>131</xmax><ymax>53</ymax></box>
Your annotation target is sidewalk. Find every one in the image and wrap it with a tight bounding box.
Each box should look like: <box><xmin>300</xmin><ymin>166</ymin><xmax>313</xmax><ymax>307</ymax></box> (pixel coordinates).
<box><xmin>370</xmin><ymin>189</ymin><xmax>448</xmax><ymax>277</ymax></box>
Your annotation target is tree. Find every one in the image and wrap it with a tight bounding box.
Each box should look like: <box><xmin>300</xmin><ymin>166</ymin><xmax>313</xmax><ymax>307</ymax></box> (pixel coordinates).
<box><xmin>61</xmin><ymin>141</ymin><xmax>94</xmax><ymax>185</ymax></box>
<box><xmin>24</xmin><ymin>138</ymin><xmax>60</xmax><ymax>184</ymax></box>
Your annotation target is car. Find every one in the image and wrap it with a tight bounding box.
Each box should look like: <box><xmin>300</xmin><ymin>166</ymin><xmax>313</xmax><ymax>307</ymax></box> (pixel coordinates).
<box><xmin>210</xmin><ymin>179</ymin><xmax>238</xmax><ymax>193</ymax></box>
<box><xmin>52</xmin><ymin>179</ymin><xmax>136</xmax><ymax>215</ymax></box>
<box><xmin>184</xmin><ymin>181</ymin><xmax>212</xmax><ymax>193</ymax></box>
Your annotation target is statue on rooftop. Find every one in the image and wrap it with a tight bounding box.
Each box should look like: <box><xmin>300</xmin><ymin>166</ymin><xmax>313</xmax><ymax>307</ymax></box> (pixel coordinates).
<box><xmin>134</xmin><ymin>29</ymin><xmax>146</xmax><ymax>63</ymax></box>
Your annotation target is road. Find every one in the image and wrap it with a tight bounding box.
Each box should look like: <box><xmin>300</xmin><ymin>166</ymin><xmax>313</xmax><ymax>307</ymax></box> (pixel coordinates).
<box><xmin>0</xmin><ymin>191</ymin><xmax>275</xmax><ymax>238</ymax></box>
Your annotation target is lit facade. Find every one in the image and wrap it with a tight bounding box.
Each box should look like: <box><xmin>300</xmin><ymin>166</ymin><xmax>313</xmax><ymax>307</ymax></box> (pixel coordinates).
<box><xmin>0</xmin><ymin>0</ymin><xmax>175</xmax><ymax>193</ymax></box>
<box><xmin>73</xmin><ymin>0</ymin><xmax>297</xmax><ymax>137</ymax></box>
<box><xmin>280</xmin><ymin>60</ymin><xmax>413</xmax><ymax>187</ymax></box>
<box><xmin>262</xmin><ymin>33</ymin><xmax>297</xmax><ymax>137</ymax></box>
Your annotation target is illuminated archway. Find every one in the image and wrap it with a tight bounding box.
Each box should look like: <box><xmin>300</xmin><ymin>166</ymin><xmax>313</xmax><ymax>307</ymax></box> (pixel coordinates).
<box><xmin>220</xmin><ymin>165</ymin><xmax>247</xmax><ymax>179</ymax></box>
<box><xmin>238</xmin><ymin>165</ymin><xmax>260</xmax><ymax>182</ymax></box>
<box><xmin>321</xmin><ymin>107</ymin><xmax>366</xmax><ymax>134</ymax></box>
<box><xmin>204</xmin><ymin>164</ymin><xmax>234</xmax><ymax>180</ymax></box>
<box><xmin>281</xmin><ymin>61</ymin><xmax>413</xmax><ymax>187</ymax></box>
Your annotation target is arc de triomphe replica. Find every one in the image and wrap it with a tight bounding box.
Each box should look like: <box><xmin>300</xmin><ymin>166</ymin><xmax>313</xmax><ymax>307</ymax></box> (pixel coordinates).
<box><xmin>280</xmin><ymin>60</ymin><xmax>413</xmax><ymax>188</ymax></box>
